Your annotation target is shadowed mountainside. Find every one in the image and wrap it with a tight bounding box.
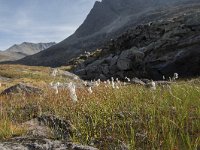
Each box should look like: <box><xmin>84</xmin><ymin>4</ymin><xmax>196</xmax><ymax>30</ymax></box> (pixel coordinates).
<box><xmin>72</xmin><ymin>3</ymin><xmax>200</xmax><ymax>80</ymax></box>
<box><xmin>15</xmin><ymin>0</ymin><xmax>199</xmax><ymax>67</ymax></box>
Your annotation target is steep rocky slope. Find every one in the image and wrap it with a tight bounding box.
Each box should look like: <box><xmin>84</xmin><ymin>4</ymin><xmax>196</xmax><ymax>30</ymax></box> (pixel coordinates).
<box><xmin>15</xmin><ymin>0</ymin><xmax>199</xmax><ymax>67</ymax></box>
<box><xmin>0</xmin><ymin>42</ymin><xmax>56</xmax><ymax>62</ymax></box>
<box><xmin>73</xmin><ymin>4</ymin><xmax>200</xmax><ymax>80</ymax></box>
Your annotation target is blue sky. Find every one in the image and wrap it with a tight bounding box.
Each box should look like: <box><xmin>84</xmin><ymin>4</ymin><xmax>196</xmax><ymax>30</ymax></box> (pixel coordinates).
<box><xmin>0</xmin><ymin>0</ymin><xmax>97</xmax><ymax>50</ymax></box>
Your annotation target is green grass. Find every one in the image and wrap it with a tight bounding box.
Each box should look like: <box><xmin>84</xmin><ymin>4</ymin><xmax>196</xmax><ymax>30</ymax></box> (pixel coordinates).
<box><xmin>0</xmin><ymin>65</ymin><xmax>199</xmax><ymax>149</ymax></box>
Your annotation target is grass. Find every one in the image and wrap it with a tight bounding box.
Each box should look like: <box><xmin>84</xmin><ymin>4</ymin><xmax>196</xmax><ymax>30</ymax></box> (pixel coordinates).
<box><xmin>0</xmin><ymin>118</ymin><xmax>25</xmax><ymax>140</ymax></box>
<box><xmin>0</xmin><ymin>64</ymin><xmax>199</xmax><ymax>149</ymax></box>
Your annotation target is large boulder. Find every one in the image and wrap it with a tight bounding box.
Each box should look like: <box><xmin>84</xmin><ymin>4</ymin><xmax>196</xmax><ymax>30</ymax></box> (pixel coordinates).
<box><xmin>117</xmin><ymin>47</ymin><xmax>145</xmax><ymax>71</ymax></box>
<box><xmin>0</xmin><ymin>83</ymin><xmax>42</xmax><ymax>95</ymax></box>
<box><xmin>159</xmin><ymin>47</ymin><xmax>200</xmax><ymax>78</ymax></box>
<box><xmin>0</xmin><ymin>115</ymin><xmax>98</xmax><ymax>150</ymax></box>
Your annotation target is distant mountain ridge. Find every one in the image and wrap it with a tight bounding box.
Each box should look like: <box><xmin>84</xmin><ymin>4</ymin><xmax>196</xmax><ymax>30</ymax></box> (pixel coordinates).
<box><xmin>15</xmin><ymin>0</ymin><xmax>200</xmax><ymax>67</ymax></box>
<box><xmin>0</xmin><ymin>42</ymin><xmax>56</xmax><ymax>62</ymax></box>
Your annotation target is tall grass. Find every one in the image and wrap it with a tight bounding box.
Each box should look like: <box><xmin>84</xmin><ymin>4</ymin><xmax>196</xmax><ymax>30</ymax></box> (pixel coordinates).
<box><xmin>0</xmin><ymin>65</ymin><xmax>199</xmax><ymax>149</ymax></box>
<box><xmin>0</xmin><ymin>80</ymin><xmax>199</xmax><ymax>149</ymax></box>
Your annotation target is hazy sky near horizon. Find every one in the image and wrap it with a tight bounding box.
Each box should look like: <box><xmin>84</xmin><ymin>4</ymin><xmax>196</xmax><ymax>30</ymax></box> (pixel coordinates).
<box><xmin>0</xmin><ymin>0</ymin><xmax>97</xmax><ymax>50</ymax></box>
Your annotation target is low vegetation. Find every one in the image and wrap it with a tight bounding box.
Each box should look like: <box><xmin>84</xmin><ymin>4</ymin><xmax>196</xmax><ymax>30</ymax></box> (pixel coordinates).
<box><xmin>0</xmin><ymin>65</ymin><xmax>199</xmax><ymax>149</ymax></box>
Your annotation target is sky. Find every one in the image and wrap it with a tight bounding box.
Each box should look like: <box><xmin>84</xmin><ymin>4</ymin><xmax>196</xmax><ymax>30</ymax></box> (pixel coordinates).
<box><xmin>0</xmin><ymin>0</ymin><xmax>97</xmax><ymax>50</ymax></box>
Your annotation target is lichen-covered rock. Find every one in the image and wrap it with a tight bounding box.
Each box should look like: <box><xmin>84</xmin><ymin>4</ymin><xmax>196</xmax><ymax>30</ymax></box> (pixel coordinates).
<box><xmin>0</xmin><ymin>83</ymin><xmax>42</xmax><ymax>95</ymax></box>
<box><xmin>0</xmin><ymin>137</ymin><xmax>98</xmax><ymax>150</ymax></box>
<box><xmin>0</xmin><ymin>115</ymin><xmax>98</xmax><ymax>150</ymax></box>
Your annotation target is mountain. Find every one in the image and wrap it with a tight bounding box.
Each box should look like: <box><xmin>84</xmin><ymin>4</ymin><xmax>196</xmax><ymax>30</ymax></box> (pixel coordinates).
<box><xmin>73</xmin><ymin>3</ymin><xmax>200</xmax><ymax>80</ymax></box>
<box><xmin>16</xmin><ymin>0</ymin><xmax>200</xmax><ymax>67</ymax></box>
<box><xmin>0</xmin><ymin>42</ymin><xmax>56</xmax><ymax>62</ymax></box>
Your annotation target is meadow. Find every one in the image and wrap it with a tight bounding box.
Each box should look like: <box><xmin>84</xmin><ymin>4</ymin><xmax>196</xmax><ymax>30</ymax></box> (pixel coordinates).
<box><xmin>0</xmin><ymin>64</ymin><xmax>199</xmax><ymax>150</ymax></box>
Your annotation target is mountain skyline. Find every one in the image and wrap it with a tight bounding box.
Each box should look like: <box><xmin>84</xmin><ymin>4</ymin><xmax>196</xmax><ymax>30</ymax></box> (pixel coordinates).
<box><xmin>0</xmin><ymin>42</ymin><xmax>56</xmax><ymax>62</ymax></box>
<box><xmin>0</xmin><ymin>0</ymin><xmax>97</xmax><ymax>50</ymax></box>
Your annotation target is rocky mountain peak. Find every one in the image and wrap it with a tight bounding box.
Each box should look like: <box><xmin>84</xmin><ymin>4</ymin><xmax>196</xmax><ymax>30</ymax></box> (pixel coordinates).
<box><xmin>14</xmin><ymin>0</ymin><xmax>200</xmax><ymax>69</ymax></box>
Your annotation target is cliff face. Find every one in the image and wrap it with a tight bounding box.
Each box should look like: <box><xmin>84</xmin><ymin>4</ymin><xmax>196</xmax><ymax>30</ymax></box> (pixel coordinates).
<box><xmin>15</xmin><ymin>0</ymin><xmax>199</xmax><ymax>67</ymax></box>
<box><xmin>73</xmin><ymin>3</ymin><xmax>200</xmax><ymax>80</ymax></box>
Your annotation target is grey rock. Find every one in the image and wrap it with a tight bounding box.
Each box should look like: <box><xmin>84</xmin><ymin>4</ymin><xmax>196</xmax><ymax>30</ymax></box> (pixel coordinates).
<box><xmin>99</xmin><ymin>74</ymin><xmax>107</xmax><ymax>81</ymax></box>
<box><xmin>102</xmin><ymin>65</ymin><xmax>110</xmax><ymax>75</ymax></box>
<box><xmin>140</xmin><ymin>79</ymin><xmax>151</xmax><ymax>84</ymax></box>
<box><xmin>22</xmin><ymin>118</ymin><xmax>54</xmax><ymax>138</ymax></box>
<box><xmin>85</xmin><ymin>66</ymin><xmax>98</xmax><ymax>75</ymax></box>
<box><xmin>75</xmin><ymin>69</ymin><xmax>87</xmax><ymax>76</ymax></box>
<box><xmin>117</xmin><ymin>47</ymin><xmax>144</xmax><ymax>71</ymax></box>
<box><xmin>131</xmin><ymin>78</ymin><xmax>146</xmax><ymax>85</ymax></box>
<box><xmin>75</xmin><ymin>7</ymin><xmax>200</xmax><ymax>80</ymax></box>
<box><xmin>0</xmin><ymin>76</ymin><xmax>12</xmax><ymax>82</ymax></box>
<box><xmin>62</xmin><ymin>71</ymin><xmax>80</xmax><ymax>80</ymax></box>
<box><xmin>155</xmin><ymin>81</ymin><xmax>173</xmax><ymax>85</ymax></box>
<box><xmin>36</xmin><ymin>115</ymin><xmax>74</xmax><ymax>140</ymax></box>
<box><xmin>110</xmin><ymin>56</ymin><xmax>119</xmax><ymax>66</ymax></box>
<box><xmin>104</xmin><ymin>54</ymin><xmax>114</xmax><ymax>64</ymax></box>
<box><xmin>0</xmin><ymin>115</ymin><xmax>98</xmax><ymax>150</ymax></box>
<box><xmin>0</xmin><ymin>137</ymin><xmax>98</xmax><ymax>150</ymax></box>
<box><xmin>0</xmin><ymin>83</ymin><xmax>42</xmax><ymax>95</ymax></box>
<box><xmin>184</xmin><ymin>13</ymin><xmax>200</xmax><ymax>26</ymax></box>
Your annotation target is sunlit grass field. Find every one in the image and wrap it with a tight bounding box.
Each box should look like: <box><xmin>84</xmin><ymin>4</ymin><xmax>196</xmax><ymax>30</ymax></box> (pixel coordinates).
<box><xmin>0</xmin><ymin>64</ymin><xmax>199</xmax><ymax>150</ymax></box>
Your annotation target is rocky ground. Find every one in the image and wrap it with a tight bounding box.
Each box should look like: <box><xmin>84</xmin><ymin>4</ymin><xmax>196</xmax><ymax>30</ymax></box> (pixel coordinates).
<box><xmin>72</xmin><ymin>4</ymin><xmax>200</xmax><ymax>80</ymax></box>
<box><xmin>0</xmin><ymin>115</ymin><xmax>98</xmax><ymax>150</ymax></box>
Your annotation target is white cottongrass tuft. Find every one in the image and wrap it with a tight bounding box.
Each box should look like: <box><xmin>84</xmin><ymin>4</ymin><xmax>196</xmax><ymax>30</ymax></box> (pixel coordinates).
<box><xmin>173</xmin><ymin>73</ymin><xmax>179</xmax><ymax>80</ymax></box>
<box><xmin>52</xmin><ymin>84</ymin><xmax>59</xmax><ymax>94</ymax></box>
<box><xmin>56</xmin><ymin>82</ymin><xmax>61</xmax><ymax>87</ymax></box>
<box><xmin>50</xmin><ymin>82</ymin><xmax>54</xmax><ymax>87</ymax></box>
<box><xmin>97</xmin><ymin>79</ymin><xmax>101</xmax><ymax>84</ymax></box>
<box><xmin>51</xmin><ymin>69</ymin><xmax>58</xmax><ymax>77</ymax></box>
<box><xmin>107</xmin><ymin>80</ymin><xmax>111</xmax><ymax>85</ymax></box>
<box><xmin>95</xmin><ymin>81</ymin><xmax>100</xmax><ymax>87</ymax></box>
<box><xmin>116</xmin><ymin>78</ymin><xmax>120</xmax><ymax>84</ymax></box>
<box><xmin>88</xmin><ymin>87</ymin><xmax>93</xmax><ymax>94</ymax></box>
<box><xmin>150</xmin><ymin>80</ymin><xmax>156</xmax><ymax>90</ymax></box>
<box><xmin>83</xmin><ymin>81</ymin><xmax>88</xmax><ymax>86</ymax></box>
<box><xmin>50</xmin><ymin>82</ymin><xmax>59</xmax><ymax>94</ymax></box>
<box><xmin>68</xmin><ymin>82</ymin><xmax>78</xmax><ymax>102</ymax></box>
<box><xmin>112</xmin><ymin>80</ymin><xmax>115</xmax><ymax>89</ymax></box>
<box><xmin>163</xmin><ymin>75</ymin><xmax>165</xmax><ymax>80</ymax></box>
<box><xmin>125</xmin><ymin>77</ymin><xmax>130</xmax><ymax>82</ymax></box>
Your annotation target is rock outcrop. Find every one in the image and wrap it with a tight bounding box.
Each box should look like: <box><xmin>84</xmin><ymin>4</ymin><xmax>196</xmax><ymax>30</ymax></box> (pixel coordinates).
<box><xmin>0</xmin><ymin>138</ymin><xmax>98</xmax><ymax>150</ymax></box>
<box><xmin>0</xmin><ymin>115</ymin><xmax>98</xmax><ymax>150</ymax></box>
<box><xmin>73</xmin><ymin>5</ymin><xmax>200</xmax><ymax>80</ymax></box>
<box><xmin>0</xmin><ymin>83</ymin><xmax>43</xmax><ymax>95</ymax></box>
